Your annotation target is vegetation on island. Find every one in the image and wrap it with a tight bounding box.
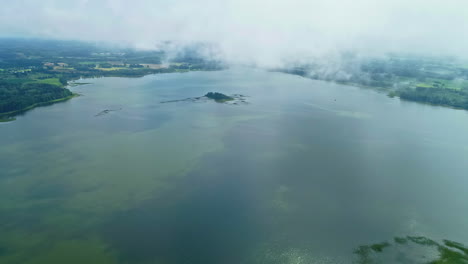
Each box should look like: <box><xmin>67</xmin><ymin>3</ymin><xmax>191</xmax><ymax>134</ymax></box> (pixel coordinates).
<box><xmin>0</xmin><ymin>38</ymin><xmax>225</xmax><ymax>120</ymax></box>
<box><xmin>277</xmin><ymin>54</ymin><xmax>468</xmax><ymax>110</ymax></box>
<box><xmin>204</xmin><ymin>92</ymin><xmax>234</xmax><ymax>102</ymax></box>
<box><xmin>161</xmin><ymin>92</ymin><xmax>246</xmax><ymax>105</ymax></box>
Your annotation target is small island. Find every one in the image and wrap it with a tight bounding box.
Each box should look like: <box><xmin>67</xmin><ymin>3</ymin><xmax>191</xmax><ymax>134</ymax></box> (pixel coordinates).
<box><xmin>95</xmin><ymin>108</ymin><xmax>122</xmax><ymax>117</ymax></box>
<box><xmin>204</xmin><ymin>92</ymin><xmax>234</xmax><ymax>102</ymax></box>
<box><xmin>161</xmin><ymin>92</ymin><xmax>248</xmax><ymax>105</ymax></box>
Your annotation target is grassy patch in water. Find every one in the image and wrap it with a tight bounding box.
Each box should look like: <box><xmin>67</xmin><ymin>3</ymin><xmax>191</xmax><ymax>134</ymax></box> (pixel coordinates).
<box><xmin>407</xmin><ymin>236</ymin><xmax>438</xmax><ymax>246</ymax></box>
<box><xmin>394</xmin><ymin>236</ymin><xmax>408</xmax><ymax>245</ymax></box>
<box><xmin>354</xmin><ymin>245</ymin><xmax>372</xmax><ymax>263</ymax></box>
<box><xmin>370</xmin><ymin>242</ymin><xmax>390</xmax><ymax>252</ymax></box>
<box><xmin>444</xmin><ymin>240</ymin><xmax>468</xmax><ymax>255</ymax></box>
<box><xmin>355</xmin><ymin>236</ymin><xmax>468</xmax><ymax>264</ymax></box>
<box><xmin>434</xmin><ymin>246</ymin><xmax>468</xmax><ymax>264</ymax></box>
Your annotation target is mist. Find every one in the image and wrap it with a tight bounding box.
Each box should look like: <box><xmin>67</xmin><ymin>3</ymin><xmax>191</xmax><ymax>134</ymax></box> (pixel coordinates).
<box><xmin>1</xmin><ymin>0</ymin><xmax>468</xmax><ymax>67</ymax></box>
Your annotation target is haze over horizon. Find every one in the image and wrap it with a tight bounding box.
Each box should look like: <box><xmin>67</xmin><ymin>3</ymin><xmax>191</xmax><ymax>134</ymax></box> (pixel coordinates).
<box><xmin>1</xmin><ymin>0</ymin><xmax>468</xmax><ymax>66</ymax></box>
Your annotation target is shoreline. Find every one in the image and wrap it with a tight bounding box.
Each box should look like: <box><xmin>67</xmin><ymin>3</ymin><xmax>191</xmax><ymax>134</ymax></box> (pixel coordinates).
<box><xmin>0</xmin><ymin>93</ymin><xmax>80</xmax><ymax>122</ymax></box>
<box><xmin>0</xmin><ymin>117</ymin><xmax>16</xmax><ymax>122</ymax></box>
<box><xmin>276</xmin><ymin>70</ymin><xmax>468</xmax><ymax>112</ymax></box>
<box><xmin>0</xmin><ymin>68</ymin><xmax>219</xmax><ymax>122</ymax></box>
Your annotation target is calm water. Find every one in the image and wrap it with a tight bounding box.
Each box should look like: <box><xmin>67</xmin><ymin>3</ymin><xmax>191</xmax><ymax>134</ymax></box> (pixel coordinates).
<box><xmin>1</xmin><ymin>68</ymin><xmax>468</xmax><ymax>264</ymax></box>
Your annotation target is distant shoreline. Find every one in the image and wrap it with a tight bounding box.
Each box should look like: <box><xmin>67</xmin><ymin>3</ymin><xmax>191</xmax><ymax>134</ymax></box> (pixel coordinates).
<box><xmin>0</xmin><ymin>68</ymin><xmax>219</xmax><ymax>122</ymax></box>
<box><xmin>0</xmin><ymin>38</ymin><xmax>226</xmax><ymax>122</ymax></box>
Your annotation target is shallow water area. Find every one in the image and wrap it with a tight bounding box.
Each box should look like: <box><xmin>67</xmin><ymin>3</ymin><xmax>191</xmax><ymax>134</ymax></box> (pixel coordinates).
<box><xmin>1</xmin><ymin>68</ymin><xmax>468</xmax><ymax>264</ymax></box>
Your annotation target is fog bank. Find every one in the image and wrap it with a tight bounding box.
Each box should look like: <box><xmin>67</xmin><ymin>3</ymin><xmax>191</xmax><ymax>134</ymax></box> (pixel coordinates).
<box><xmin>1</xmin><ymin>0</ymin><xmax>468</xmax><ymax>66</ymax></box>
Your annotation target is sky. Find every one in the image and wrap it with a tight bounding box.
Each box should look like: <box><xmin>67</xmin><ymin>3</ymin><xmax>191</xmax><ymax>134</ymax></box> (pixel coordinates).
<box><xmin>1</xmin><ymin>0</ymin><xmax>468</xmax><ymax>66</ymax></box>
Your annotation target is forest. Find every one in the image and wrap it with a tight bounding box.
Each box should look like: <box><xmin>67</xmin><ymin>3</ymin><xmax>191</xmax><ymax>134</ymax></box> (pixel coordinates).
<box><xmin>0</xmin><ymin>81</ymin><xmax>73</xmax><ymax>114</ymax></box>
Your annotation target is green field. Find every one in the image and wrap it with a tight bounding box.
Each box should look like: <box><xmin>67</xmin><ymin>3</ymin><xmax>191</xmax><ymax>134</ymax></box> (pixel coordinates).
<box><xmin>33</xmin><ymin>78</ymin><xmax>62</xmax><ymax>86</ymax></box>
<box><xmin>96</xmin><ymin>67</ymin><xmax>128</xmax><ymax>71</ymax></box>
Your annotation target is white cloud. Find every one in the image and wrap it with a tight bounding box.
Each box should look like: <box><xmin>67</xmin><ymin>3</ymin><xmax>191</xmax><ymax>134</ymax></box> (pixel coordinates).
<box><xmin>1</xmin><ymin>0</ymin><xmax>468</xmax><ymax>66</ymax></box>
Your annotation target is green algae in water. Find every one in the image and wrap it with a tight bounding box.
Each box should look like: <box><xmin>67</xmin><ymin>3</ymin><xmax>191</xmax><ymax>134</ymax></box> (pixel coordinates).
<box><xmin>407</xmin><ymin>236</ymin><xmax>439</xmax><ymax>247</ymax></box>
<box><xmin>370</xmin><ymin>242</ymin><xmax>391</xmax><ymax>253</ymax></box>
<box><xmin>394</xmin><ymin>237</ymin><xmax>408</xmax><ymax>245</ymax></box>
<box><xmin>21</xmin><ymin>239</ymin><xmax>117</xmax><ymax>264</ymax></box>
<box><xmin>253</xmin><ymin>245</ymin><xmax>338</xmax><ymax>264</ymax></box>
<box><xmin>0</xmin><ymin>85</ymin><xmax>266</xmax><ymax>264</ymax></box>
<box><xmin>354</xmin><ymin>236</ymin><xmax>468</xmax><ymax>264</ymax></box>
<box><xmin>0</xmin><ymin>117</ymin><xmax>15</xmax><ymax>122</ymax></box>
<box><xmin>444</xmin><ymin>240</ymin><xmax>468</xmax><ymax>255</ymax></box>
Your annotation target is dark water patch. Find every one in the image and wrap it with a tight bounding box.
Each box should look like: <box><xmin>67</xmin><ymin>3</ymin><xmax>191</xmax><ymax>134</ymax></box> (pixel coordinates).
<box><xmin>102</xmin><ymin>155</ymin><xmax>269</xmax><ymax>264</ymax></box>
<box><xmin>101</xmin><ymin>114</ymin><xmax>382</xmax><ymax>263</ymax></box>
<box><xmin>0</xmin><ymin>246</ymin><xmax>8</xmax><ymax>257</ymax></box>
<box><xmin>175</xmin><ymin>114</ymin><xmax>420</xmax><ymax>258</ymax></box>
<box><xmin>0</xmin><ymin>202</ymin><xmax>61</xmax><ymax>232</ymax></box>
<box><xmin>26</xmin><ymin>181</ymin><xmax>72</xmax><ymax>200</ymax></box>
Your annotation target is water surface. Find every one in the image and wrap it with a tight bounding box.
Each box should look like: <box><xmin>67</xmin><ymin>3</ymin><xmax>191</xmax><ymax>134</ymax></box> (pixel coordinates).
<box><xmin>1</xmin><ymin>69</ymin><xmax>468</xmax><ymax>264</ymax></box>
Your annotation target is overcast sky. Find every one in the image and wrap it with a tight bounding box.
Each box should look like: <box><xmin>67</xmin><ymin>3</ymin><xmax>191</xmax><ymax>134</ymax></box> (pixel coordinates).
<box><xmin>1</xmin><ymin>0</ymin><xmax>468</xmax><ymax>66</ymax></box>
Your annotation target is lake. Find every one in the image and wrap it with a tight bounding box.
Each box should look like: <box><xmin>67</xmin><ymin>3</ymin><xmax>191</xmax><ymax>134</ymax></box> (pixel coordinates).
<box><xmin>1</xmin><ymin>68</ymin><xmax>468</xmax><ymax>264</ymax></box>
